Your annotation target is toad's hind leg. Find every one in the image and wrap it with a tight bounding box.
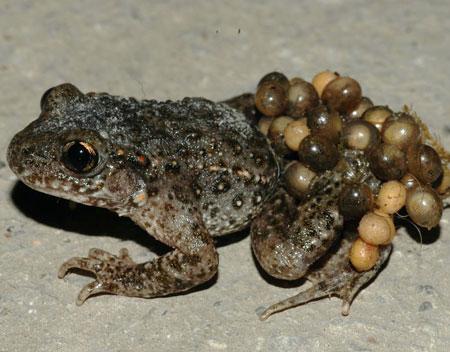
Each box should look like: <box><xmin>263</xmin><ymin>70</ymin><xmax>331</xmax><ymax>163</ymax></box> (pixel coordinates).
<box><xmin>251</xmin><ymin>171</ymin><xmax>391</xmax><ymax>319</ymax></box>
<box><xmin>251</xmin><ymin>171</ymin><xmax>344</xmax><ymax>281</ymax></box>
<box><xmin>258</xmin><ymin>232</ymin><xmax>392</xmax><ymax>320</ymax></box>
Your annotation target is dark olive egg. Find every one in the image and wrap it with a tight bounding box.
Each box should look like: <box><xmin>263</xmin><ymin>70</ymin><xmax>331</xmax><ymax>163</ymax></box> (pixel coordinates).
<box><xmin>338</xmin><ymin>182</ymin><xmax>374</xmax><ymax>220</ymax></box>
<box><xmin>306</xmin><ymin>105</ymin><xmax>342</xmax><ymax>143</ymax></box>
<box><xmin>284</xmin><ymin>161</ymin><xmax>317</xmax><ymax>199</ymax></box>
<box><xmin>298</xmin><ymin>135</ymin><xmax>339</xmax><ymax>172</ymax></box>
<box><xmin>406</xmin><ymin>185</ymin><xmax>443</xmax><ymax>229</ymax></box>
<box><xmin>255</xmin><ymin>81</ymin><xmax>288</xmax><ymax>117</ymax></box>
<box><xmin>258</xmin><ymin>71</ymin><xmax>290</xmax><ymax>91</ymax></box>
<box><xmin>286</xmin><ymin>78</ymin><xmax>319</xmax><ymax>117</ymax></box>
<box><xmin>322</xmin><ymin>76</ymin><xmax>362</xmax><ymax>113</ymax></box>
<box><xmin>406</xmin><ymin>144</ymin><xmax>443</xmax><ymax>184</ymax></box>
<box><xmin>368</xmin><ymin>143</ymin><xmax>407</xmax><ymax>180</ymax></box>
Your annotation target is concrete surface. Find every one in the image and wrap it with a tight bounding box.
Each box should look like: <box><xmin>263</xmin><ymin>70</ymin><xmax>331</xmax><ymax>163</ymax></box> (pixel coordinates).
<box><xmin>1</xmin><ymin>1</ymin><xmax>450</xmax><ymax>351</ymax></box>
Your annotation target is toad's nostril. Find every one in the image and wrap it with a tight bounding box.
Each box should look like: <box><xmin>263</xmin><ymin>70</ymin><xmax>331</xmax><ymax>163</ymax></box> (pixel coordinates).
<box><xmin>21</xmin><ymin>146</ymin><xmax>35</xmax><ymax>156</ymax></box>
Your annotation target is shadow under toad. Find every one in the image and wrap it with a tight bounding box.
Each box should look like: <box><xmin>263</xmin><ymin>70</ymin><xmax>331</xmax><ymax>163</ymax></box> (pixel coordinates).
<box><xmin>10</xmin><ymin>181</ymin><xmax>249</xmax><ymax>295</ymax></box>
<box><xmin>11</xmin><ymin>181</ymin><xmax>248</xmax><ymax>249</ymax></box>
<box><xmin>10</xmin><ymin>181</ymin><xmax>171</xmax><ymax>255</ymax></box>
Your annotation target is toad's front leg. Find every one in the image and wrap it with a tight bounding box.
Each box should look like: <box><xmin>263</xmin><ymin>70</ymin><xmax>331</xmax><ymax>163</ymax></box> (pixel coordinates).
<box><xmin>58</xmin><ymin>189</ymin><xmax>218</xmax><ymax>305</ymax></box>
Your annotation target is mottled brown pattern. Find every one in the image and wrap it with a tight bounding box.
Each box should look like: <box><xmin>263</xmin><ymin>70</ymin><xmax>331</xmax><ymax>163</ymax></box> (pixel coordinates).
<box><xmin>7</xmin><ymin>86</ymin><xmax>390</xmax><ymax>318</ymax></box>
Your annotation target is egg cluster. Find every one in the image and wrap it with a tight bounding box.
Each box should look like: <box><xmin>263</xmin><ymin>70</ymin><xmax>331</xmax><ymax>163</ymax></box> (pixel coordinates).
<box><xmin>253</xmin><ymin>70</ymin><xmax>450</xmax><ymax>272</ymax></box>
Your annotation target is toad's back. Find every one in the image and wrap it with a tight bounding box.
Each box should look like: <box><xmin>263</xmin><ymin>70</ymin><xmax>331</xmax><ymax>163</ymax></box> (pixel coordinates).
<box><xmin>131</xmin><ymin>97</ymin><xmax>280</xmax><ymax>234</ymax></box>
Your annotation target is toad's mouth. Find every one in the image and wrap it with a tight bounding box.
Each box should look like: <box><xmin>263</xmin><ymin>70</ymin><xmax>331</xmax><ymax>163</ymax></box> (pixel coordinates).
<box><xmin>16</xmin><ymin>171</ymin><xmax>112</xmax><ymax>207</ymax></box>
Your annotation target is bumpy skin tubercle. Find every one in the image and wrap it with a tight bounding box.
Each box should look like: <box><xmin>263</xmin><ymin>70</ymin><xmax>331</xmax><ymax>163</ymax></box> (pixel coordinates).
<box><xmin>7</xmin><ymin>85</ymin><xmax>390</xmax><ymax>317</ymax></box>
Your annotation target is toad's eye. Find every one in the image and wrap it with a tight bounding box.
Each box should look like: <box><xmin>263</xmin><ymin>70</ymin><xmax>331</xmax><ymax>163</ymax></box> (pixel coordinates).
<box><xmin>61</xmin><ymin>141</ymin><xmax>98</xmax><ymax>173</ymax></box>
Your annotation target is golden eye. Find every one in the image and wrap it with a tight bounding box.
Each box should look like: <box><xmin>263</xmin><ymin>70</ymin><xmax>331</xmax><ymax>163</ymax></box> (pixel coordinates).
<box><xmin>62</xmin><ymin>141</ymin><xmax>98</xmax><ymax>173</ymax></box>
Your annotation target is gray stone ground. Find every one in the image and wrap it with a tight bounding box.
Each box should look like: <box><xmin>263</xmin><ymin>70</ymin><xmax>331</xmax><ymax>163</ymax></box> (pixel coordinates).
<box><xmin>1</xmin><ymin>1</ymin><xmax>450</xmax><ymax>351</ymax></box>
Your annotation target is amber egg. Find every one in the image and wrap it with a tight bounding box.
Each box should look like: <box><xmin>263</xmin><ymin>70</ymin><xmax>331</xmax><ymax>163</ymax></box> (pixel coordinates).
<box><xmin>382</xmin><ymin>113</ymin><xmax>421</xmax><ymax>150</ymax></box>
<box><xmin>347</xmin><ymin>96</ymin><xmax>374</xmax><ymax>120</ymax></box>
<box><xmin>376</xmin><ymin>180</ymin><xmax>407</xmax><ymax>214</ymax></box>
<box><xmin>406</xmin><ymin>144</ymin><xmax>443</xmax><ymax>184</ymax></box>
<box><xmin>322</xmin><ymin>76</ymin><xmax>362</xmax><ymax>113</ymax></box>
<box><xmin>436</xmin><ymin>167</ymin><xmax>450</xmax><ymax>195</ymax></box>
<box><xmin>284</xmin><ymin>118</ymin><xmax>310</xmax><ymax>151</ymax></box>
<box><xmin>368</xmin><ymin>143</ymin><xmax>407</xmax><ymax>180</ymax></box>
<box><xmin>286</xmin><ymin>79</ymin><xmax>319</xmax><ymax>117</ymax></box>
<box><xmin>342</xmin><ymin>120</ymin><xmax>381</xmax><ymax>151</ymax></box>
<box><xmin>298</xmin><ymin>135</ymin><xmax>339</xmax><ymax>172</ymax></box>
<box><xmin>362</xmin><ymin>106</ymin><xmax>393</xmax><ymax>131</ymax></box>
<box><xmin>358</xmin><ymin>212</ymin><xmax>395</xmax><ymax>245</ymax></box>
<box><xmin>257</xmin><ymin>116</ymin><xmax>273</xmax><ymax>136</ymax></box>
<box><xmin>338</xmin><ymin>183</ymin><xmax>374</xmax><ymax>220</ymax></box>
<box><xmin>267</xmin><ymin>116</ymin><xmax>293</xmax><ymax>155</ymax></box>
<box><xmin>349</xmin><ymin>238</ymin><xmax>380</xmax><ymax>272</ymax></box>
<box><xmin>268</xmin><ymin>116</ymin><xmax>293</xmax><ymax>139</ymax></box>
<box><xmin>312</xmin><ymin>70</ymin><xmax>339</xmax><ymax>97</ymax></box>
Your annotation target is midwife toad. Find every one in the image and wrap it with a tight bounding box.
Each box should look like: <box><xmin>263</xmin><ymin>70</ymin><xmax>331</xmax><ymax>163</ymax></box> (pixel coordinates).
<box><xmin>7</xmin><ymin>84</ymin><xmax>390</xmax><ymax>319</ymax></box>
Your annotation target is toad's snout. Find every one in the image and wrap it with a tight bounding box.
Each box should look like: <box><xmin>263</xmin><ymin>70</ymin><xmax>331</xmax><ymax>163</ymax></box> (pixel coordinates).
<box><xmin>7</xmin><ymin>132</ymin><xmax>26</xmax><ymax>177</ymax></box>
<box><xmin>7</xmin><ymin>130</ymin><xmax>48</xmax><ymax>180</ymax></box>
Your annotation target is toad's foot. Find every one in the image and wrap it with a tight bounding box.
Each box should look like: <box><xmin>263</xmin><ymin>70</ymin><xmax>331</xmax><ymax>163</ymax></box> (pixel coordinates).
<box><xmin>58</xmin><ymin>248</ymin><xmax>139</xmax><ymax>305</ymax></box>
<box><xmin>58</xmin><ymin>242</ymin><xmax>218</xmax><ymax>305</ymax></box>
<box><xmin>258</xmin><ymin>233</ymin><xmax>392</xmax><ymax>320</ymax></box>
